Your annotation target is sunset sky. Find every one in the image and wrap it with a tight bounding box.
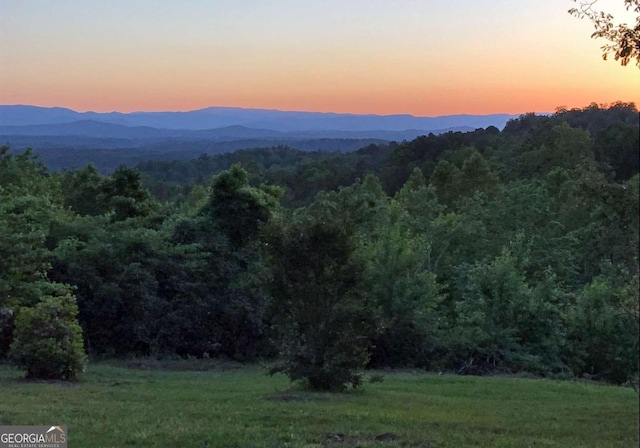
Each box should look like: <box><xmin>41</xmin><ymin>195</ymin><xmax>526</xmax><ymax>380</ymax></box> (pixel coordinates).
<box><xmin>1</xmin><ymin>0</ymin><xmax>638</xmax><ymax>116</ymax></box>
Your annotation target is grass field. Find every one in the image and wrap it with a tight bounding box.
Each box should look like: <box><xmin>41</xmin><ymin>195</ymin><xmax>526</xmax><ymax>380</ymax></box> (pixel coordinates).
<box><xmin>0</xmin><ymin>361</ymin><xmax>637</xmax><ymax>448</ymax></box>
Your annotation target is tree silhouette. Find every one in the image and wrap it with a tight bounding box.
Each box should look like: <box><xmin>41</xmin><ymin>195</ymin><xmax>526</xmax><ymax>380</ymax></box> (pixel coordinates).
<box><xmin>569</xmin><ymin>0</ymin><xmax>640</xmax><ymax>67</ymax></box>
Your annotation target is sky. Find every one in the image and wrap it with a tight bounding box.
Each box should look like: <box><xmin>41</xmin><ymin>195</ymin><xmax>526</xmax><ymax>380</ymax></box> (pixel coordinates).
<box><xmin>1</xmin><ymin>0</ymin><xmax>638</xmax><ymax>116</ymax></box>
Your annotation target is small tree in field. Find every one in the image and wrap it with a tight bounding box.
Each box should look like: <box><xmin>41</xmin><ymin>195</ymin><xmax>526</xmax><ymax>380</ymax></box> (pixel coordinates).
<box><xmin>265</xmin><ymin>200</ymin><xmax>376</xmax><ymax>391</ymax></box>
<box><xmin>10</xmin><ymin>285</ymin><xmax>87</xmax><ymax>381</ymax></box>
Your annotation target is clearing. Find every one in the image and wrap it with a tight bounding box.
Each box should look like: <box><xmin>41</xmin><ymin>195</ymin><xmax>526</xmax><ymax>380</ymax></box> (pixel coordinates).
<box><xmin>0</xmin><ymin>362</ymin><xmax>637</xmax><ymax>447</ymax></box>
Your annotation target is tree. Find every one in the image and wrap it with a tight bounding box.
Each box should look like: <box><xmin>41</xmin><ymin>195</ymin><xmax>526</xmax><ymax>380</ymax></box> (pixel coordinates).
<box><xmin>0</xmin><ymin>147</ymin><xmax>68</xmax><ymax>357</ymax></box>
<box><xmin>564</xmin><ymin>273</ymin><xmax>639</xmax><ymax>383</ymax></box>
<box><xmin>157</xmin><ymin>164</ymin><xmax>281</xmax><ymax>359</ymax></box>
<box><xmin>9</xmin><ymin>284</ymin><xmax>87</xmax><ymax>381</ymax></box>
<box><xmin>450</xmin><ymin>249</ymin><xmax>565</xmax><ymax>375</ymax></box>
<box><xmin>201</xmin><ymin>164</ymin><xmax>282</xmax><ymax>249</ymax></box>
<box><xmin>458</xmin><ymin>151</ymin><xmax>499</xmax><ymax>196</ymax></box>
<box><xmin>429</xmin><ymin>159</ymin><xmax>461</xmax><ymax>206</ymax></box>
<box><xmin>264</xmin><ymin>201</ymin><xmax>376</xmax><ymax>391</ymax></box>
<box><xmin>569</xmin><ymin>0</ymin><xmax>640</xmax><ymax>67</ymax></box>
<box><xmin>60</xmin><ymin>164</ymin><xmax>106</xmax><ymax>216</ymax></box>
<box><xmin>102</xmin><ymin>165</ymin><xmax>156</xmax><ymax>221</ymax></box>
<box><xmin>60</xmin><ymin>164</ymin><xmax>157</xmax><ymax>220</ymax></box>
<box><xmin>361</xmin><ymin>219</ymin><xmax>442</xmax><ymax>368</ymax></box>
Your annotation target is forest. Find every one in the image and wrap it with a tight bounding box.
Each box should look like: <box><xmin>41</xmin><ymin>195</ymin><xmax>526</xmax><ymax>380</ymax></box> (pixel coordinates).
<box><xmin>0</xmin><ymin>102</ymin><xmax>638</xmax><ymax>390</ymax></box>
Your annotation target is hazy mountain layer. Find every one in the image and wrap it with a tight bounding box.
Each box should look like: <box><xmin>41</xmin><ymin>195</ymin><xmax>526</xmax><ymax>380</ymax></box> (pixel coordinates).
<box><xmin>0</xmin><ymin>105</ymin><xmax>518</xmax><ymax>132</ymax></box>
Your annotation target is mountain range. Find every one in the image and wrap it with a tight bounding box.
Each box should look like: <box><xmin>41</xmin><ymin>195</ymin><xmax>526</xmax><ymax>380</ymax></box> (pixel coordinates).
<box><xmin>0</xmin><ymin>105</ymin><xmax>522</xmax><ymax>172</ymax></box>
<box><xmin>1</xmin><ymin>105</ymin><xmax>518</xmax><ymax>137</ymax></box>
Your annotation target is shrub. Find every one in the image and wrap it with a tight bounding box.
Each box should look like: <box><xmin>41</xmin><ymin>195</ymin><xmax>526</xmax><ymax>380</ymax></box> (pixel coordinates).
<box><xmin>10</xmin><ymin>289</ymin><xmax>87</xmax><ymax>381</ymax></box>
<box><xmin>265</xmin><ymin>205</ymin><xmax>375</xmax><ymax>391</ymax></box>
<box><xmin>564</xmin><ymin>276</ymin><xmax>639</xmax><ymax>384</ymax></box>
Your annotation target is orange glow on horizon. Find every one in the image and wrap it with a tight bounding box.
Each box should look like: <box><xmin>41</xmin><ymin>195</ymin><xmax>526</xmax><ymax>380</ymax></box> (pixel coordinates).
<box><xmin>2</xmin><ymin>0</ymin><xmax>639</xmax><ymax>118</ymax></box>
<box><xmin>2</xmin><ymin>86</ymin><xmax>637</xmax><ymax>117</ymax></box>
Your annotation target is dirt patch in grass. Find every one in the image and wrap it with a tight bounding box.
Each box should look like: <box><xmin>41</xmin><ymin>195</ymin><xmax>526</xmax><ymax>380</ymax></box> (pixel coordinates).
<box><xmin>322</xmin><ymin>432</ymin><xmax>430</xmax><ymax>446</ymax></box>
<box><xmin>266</xmin><ymin>392</ymin><xmax>330</xmax><ymax>403</ymax></box>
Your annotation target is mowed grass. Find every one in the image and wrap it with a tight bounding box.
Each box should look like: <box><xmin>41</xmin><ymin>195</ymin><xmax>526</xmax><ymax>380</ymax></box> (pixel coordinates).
<box><xmin>0</xmin><ymin>362</ymin><xmax>637</xmax><ymax>448</ymax></box>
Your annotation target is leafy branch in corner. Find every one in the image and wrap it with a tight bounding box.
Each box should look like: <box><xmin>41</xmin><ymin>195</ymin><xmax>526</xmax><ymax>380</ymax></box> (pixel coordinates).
<box><xmin>569</xmin><ymin>0</ymin><xmax>640</xmax><ymax>67</ymax></box>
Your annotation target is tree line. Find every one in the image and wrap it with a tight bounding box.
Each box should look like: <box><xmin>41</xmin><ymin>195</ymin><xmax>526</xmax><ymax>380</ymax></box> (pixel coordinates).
<box><xmin>0</xmin><ymin>103</ymin><xmax>638</xmax><ymax>390</ymax></box>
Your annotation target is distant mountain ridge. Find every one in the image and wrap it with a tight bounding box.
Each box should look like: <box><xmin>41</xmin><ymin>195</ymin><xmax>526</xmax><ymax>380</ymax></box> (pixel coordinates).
<box><xmin>0</xmin><ymin>105</ymin><xmax>523</xmax><ymax>172</ymax></box>
<box><xmin>0</xmin><ymin>105</ymin><xmax>519</xmax><ymax>133</ymax></box>
<box><xmin>0</xmin><ymin>119</ymin><xmax>475</xmax><ymax>142</ymax></box>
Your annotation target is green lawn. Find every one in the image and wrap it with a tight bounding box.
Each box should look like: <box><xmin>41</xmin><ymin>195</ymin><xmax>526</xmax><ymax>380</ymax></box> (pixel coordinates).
<box><xmin>0</xmin><ymin>362</ymin><xmax>637</xmax><ymax>448</ymax></box>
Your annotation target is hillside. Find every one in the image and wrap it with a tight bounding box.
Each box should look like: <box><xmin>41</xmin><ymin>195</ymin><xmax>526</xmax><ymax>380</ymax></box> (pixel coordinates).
<box><xmin>1</xmin><ymin>102</ymin><xmax>638</xmax><ymax>393</ymax></box>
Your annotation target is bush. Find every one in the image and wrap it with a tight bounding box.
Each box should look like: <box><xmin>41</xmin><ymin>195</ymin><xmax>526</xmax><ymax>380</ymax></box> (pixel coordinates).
<box><xmin>448</xmin><ymin>250</ymin><xmax>565</xmax><ymax>375</ymax></box>
<box><xmin>10</xmin><ymin>289</ymin><xmax>87</xmax><ymax>381</ymax></box>
<box><xmin>265</xmin><ymin>204</ymin><xmax>375</xmax><ymax>391</ymax></box>
<box><xmin>564</xmin><ymin>276</ymin><xmax>639</xmax><ymax>384</ymax></box>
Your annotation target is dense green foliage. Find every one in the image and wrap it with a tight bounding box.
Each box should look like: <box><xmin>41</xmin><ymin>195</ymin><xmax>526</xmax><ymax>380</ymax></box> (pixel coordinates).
<box><xmin>0</xmin><ymin>103</ymin><xmax>638</xmax><ymax>387</ymax></box>
<box><xmin>9</xmin><ymin>284</ymin><xmax>87</xmax><ymax>381</ymax></box>
<box><xmin>0</xmin><ymin>146</ymin><xmax>88</xmax><ymax>379</ymax></box>
<box><xmin>264</xmin><ymin>200</ymin><xmax>375</xmax><ymax>390</ymax></box>
<box><xmin>138</xmin><ymin>144</ymin><xmax>392</xmax><ymax>206</ymax></box>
